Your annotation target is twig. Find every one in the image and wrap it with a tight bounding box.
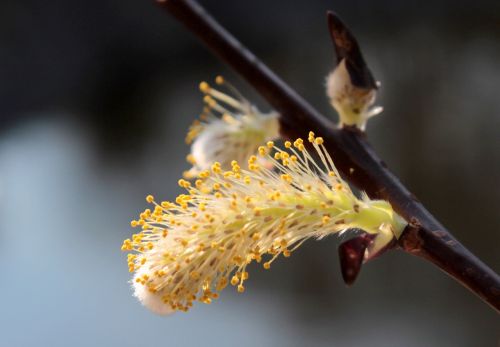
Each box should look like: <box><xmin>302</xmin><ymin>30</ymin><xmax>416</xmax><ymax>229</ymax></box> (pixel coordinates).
<box><xmin>156</xmin><ymin>0</ymin><xmax>500</xmax><ymax>311</ymax></box>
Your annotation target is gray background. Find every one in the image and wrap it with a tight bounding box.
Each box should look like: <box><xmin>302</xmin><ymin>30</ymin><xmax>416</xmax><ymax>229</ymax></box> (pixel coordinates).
<box><xmin>0</xmin><ymin>0</ymin><xmax>498</xmax><ymax>346</ymax></box>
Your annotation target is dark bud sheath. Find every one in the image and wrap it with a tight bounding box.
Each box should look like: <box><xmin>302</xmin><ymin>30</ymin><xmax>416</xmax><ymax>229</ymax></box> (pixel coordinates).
<box><xmin>338</xmin><ymin>232</ymin><xmax>376</xmax><ymax>286</ymax></box>
<box><xmin>327</xmin><ymin>11</ymin><xmax>377</xmax><ymax>90</ymax></box>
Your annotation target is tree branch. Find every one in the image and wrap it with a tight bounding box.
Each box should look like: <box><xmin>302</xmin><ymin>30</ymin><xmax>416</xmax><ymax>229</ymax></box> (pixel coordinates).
<box><xmin>156</xmin><ymin>0</ymin><xmax>500</xmax><ymax>311</ymax></box>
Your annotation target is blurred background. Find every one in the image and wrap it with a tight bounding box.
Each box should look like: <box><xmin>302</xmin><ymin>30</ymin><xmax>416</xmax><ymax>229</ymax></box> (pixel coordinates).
<box><xmin>0</xmin><ymin>0</ymin><xmax>499</xmax><ymax>346</ymax></box>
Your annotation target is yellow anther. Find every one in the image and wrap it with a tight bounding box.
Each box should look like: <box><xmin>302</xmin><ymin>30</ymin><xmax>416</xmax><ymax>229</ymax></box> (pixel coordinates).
<box><xmin>266</xmin><ymin>141</ymin><xmax>274</xmax><ymax>148</ymax></box>
<box><xmin>199</xmin><ymin>170</ymin><xmax>210</xmax><ymax>178</ymax></box>
<box><xmin>293</xmin><ymin>138</ymin><xmax>304</xmax><ymax>147</ymax></box>
<box><xmin>146</xmin><ymin>195</ymin><xmax>154</xmax><ymax>203</ymax></box>
<box><xmin>263</xmin><ymin>262</ymin><xmax>271</xmax><ymax>270</ymax></box>
<box><xmin>308</xmin><ymin>131</ymin><xmax>315</xmax><ymax>142</ymax></box>
<box><xmin>160</xmin><ymin>201</ymin><xmax>170</xmax><ymax>209</ymax></box>
<box><xmin>211</xmin><ymin>162</ymin><xmax>221</xmax><ymax>173</ymax></box>
<box><xmin>215</xmin><ymin>75</ymin><xmax>224</xmax><ymax>85</ymax></box>
<box><xmin>258</xmin><ymin>146</ymin><xmax>267</xmax><ymax>156</ymax></box>
<box><xmin>186</xmin><ymin>153</ymin><xmax>196</xmax><ymax>164</ymax></box>
<box><xmin>284</xmin><ymin>141</ymin><xmax>292</xmax><ymax>148</ymax></box>
<box><xmin>315</xmin><ymin>137</ymin><xmax>324</xmax><ymax>145</ymax></box>
<box><xmin>199</xmin><ymin>81</ymin><xmax>210</xmax><ymax>93</ymax></box>
<box><xmin>121</xmin><ymin>239</ymin><xmax>132</xmax><ymax>251</ymax></box>
<box><xmin>216</xmin><ymin>278</ymin><xmax>228</xmax><ymax>291</ymax></box>
<box><xmin>237</xmin><ymin>284</ymin><xmax>245</xmax><ymax>293</ymax></box>
<box><xmin>178</xmin><ymin>179</ymin><xmax>191</xmax><ymax>188</ymax></box>
<box><xmin>203</xmin><ymin>95</ymin><xmax>217</xmax><ymax>107</ymax></box>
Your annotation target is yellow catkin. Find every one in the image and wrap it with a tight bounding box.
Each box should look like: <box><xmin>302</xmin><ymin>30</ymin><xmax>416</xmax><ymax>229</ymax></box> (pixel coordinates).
<box><xmin>183</xmin><ymin>77</ymin><xmax>280</xmax><ymax>179</ymax></box>
<box><xmin>123</xmin><ymin>135</ymin><xmax>407</xmax><ymax>314</ymax></box>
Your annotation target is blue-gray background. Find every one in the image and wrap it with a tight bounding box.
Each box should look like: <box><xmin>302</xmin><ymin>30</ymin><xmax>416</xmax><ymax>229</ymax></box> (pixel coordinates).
<box><xmin>0</xmin><ymin>1</ymin><xmax>498</xmax><ymax>346</ymax></box>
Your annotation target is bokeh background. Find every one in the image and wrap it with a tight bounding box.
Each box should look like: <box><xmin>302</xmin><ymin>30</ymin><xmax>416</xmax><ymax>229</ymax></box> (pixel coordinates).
<box><xmin>0</xmin><ymin>0</ymin><xmax>499</xmax><ymax>346</ymax></box>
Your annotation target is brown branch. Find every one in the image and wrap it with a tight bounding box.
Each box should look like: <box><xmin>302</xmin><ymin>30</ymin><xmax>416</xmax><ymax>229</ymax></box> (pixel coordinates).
<box><xmin>156</xmin><ymin>0</ymin><xmax>500</xmax><ymax>311</ymax></box>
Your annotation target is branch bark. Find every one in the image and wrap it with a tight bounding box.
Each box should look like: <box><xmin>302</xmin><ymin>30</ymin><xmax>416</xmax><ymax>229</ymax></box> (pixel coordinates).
<box><xmin>157</xmin><ymin>0</ymin><xmax>500</xmax><ymax>311</ymax></box>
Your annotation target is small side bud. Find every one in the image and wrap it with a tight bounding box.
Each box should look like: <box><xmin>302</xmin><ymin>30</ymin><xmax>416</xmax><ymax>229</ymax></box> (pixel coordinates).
<box><xmin>326</xmin><ymin>11</ymin><xmax>382</xmax><ymax>130</ymax></box>
<box><xmin>338</xmin><ymin>233</ymin><xmax>375</xmax><ymax>286</ymax></box>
